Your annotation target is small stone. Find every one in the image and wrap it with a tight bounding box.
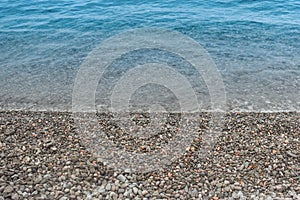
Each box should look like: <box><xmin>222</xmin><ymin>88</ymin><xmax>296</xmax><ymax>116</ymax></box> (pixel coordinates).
<box><xmin>133</xmin><ymin>187</ymin><xmax>138</xmax><ymax>194</ymax></box>
<box><xmin>4</xmin><ymin>186</ymin><xmax>13</xmax><ymax>194</ymax></box>
<box><xmin>60</xmin><ymin>176</ymin><xmax>66</xmax><ymax>181</ymax></box>
<box><xmin>75</xmin><ymin>191</ymin><xmax>80</xmax><ymax>196</ymax></box>
<box><xmin>51</xmin><ymin>147</ymin><xmax>57</xmax><ymax>151</ymax></box>
<box><xmin>44</xmin><ymin>174</ymin><xmax>51</xmax><ymax>179</ymax></box>
<box><xmin>136</xmin><ymin>176</ymin><xmax>143</xmax><ymax>181</ymax></box>
<box><xmin>274</xmin><ymin>185</ymin><xmax>283</xmax><ymax>192</ymax></box>
<box><xmin>22</xmin><ymin>192</ymin><xmax>28</xmax><ymax>197</ymax></box>
<box><xmin>190</xmin><ymin>188</ymin><xmax>198</xmax><ymax>197</ymax></box>
<box><xmin>99</xmin><ymin>187</ymin><xmax>105</xmax><ymax>193</ymax></box>
<box><xmin>184</xmin><ymin>185</ymin><xmax>189</xmax><ymax>192</ymax></box>
<box><xmin>239</xmin><ymin>164</ymin><xmax>244</xmax><ymax>170</ymax></box>
<box><xmin>237</xmin><ymin>191</ymin><xmax>244</xmax><ymax>197</ymax></box>
<box><xmin>232</xmin><ymin>192</ymin><xmax>239</xmax><ymax>198</ymax></box>
<box><xmin>224</xmin><ymin>186</ymin><xmax>231</xmax><ymax>192</ymax></box>
<box><xmin>124</xmin><ymin>190</ymin><xmax>129</xmax><ymax>197</ymax></box>
<box><xmin>287</xmin><ymin>151</ymin><xmax>298</xmax><ymax>158</ymax></box>
<box><xmin>110</xmin><ymin>192</ymin><xmax>118</xmax><ymax>199</ymax></box>
<box><xmin>11</xmin><ymin>194</ymin><xmax>19</xmax><ymax>200</ymax></box>
<box><xmin>105</xmin><ymin>183</ymin><xmax>111</xmax><ymax>191</ymax></box>
<box><xmin>117</xmin><ymin>174</ymin><xmax>126</xmax><ymax>182</ymax></box>
<box><xmin>232</xmin><ymin>185</ymin><xmax>242</xmax><ymax>191</ymax></box>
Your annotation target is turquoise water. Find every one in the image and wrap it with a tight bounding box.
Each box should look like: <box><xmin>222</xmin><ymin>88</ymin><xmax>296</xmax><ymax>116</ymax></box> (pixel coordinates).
<box><xmin>0</xmin><ymin>0</ymin><xmax>299</xmax><ymax>111</ymax></box>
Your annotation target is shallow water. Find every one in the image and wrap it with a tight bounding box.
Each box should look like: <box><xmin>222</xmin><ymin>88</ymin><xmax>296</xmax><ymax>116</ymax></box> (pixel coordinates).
<box><xmin>0</xmin><ymin>0</ymin><xmax>299</xmax><ymax>111</ymax></box>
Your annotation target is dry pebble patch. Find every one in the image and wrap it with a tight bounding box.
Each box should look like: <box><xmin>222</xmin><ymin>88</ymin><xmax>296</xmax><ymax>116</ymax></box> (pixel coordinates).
<box><xmin>0</xmin><ymin>111</ymin><xmax>299</xmax><ymax>199</ymax></box>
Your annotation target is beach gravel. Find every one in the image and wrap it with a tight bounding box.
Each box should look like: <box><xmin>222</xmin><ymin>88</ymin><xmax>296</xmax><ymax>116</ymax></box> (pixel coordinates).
<box><xmin>0</xmin><ymin>111</ymin><xmax>299</xmax><ymax>199</ymax></box>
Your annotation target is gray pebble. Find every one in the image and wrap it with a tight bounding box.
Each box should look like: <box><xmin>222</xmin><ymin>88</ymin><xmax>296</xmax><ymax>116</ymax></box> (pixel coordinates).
<box><xmin>190</xmin><ymin>188</ymin><xmax>198</xmax><ymax>197</ymax></box>
<box><xmin>105</xmin><ymin>183</ymin><xmax>111</xmax><ymax>191</ymax></box>
<box><xmin>133</xmin><ymin>187</ymin><xmax>138</xmax><ymax>194</ymax></box>
<box><xmin>117</xmin><ymin>174</ymin><xmax>127</xmax><ymax>182</ymax></box>
<box><xmin>3</xmin><ymin>186</ymin><xmax>13</xmax><ymax>194</ymax></box>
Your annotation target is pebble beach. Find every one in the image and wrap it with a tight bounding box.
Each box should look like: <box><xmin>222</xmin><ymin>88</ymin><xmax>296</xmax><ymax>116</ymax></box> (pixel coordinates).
<box><xmin>0</xmin><ymin>111</ymin><xmax>299</xmax><ymax>199</ymax></box>
<box><xmin>1</xmin><ymin>0</ymin><xmax>300</xmax><ymax>199</ymax></box>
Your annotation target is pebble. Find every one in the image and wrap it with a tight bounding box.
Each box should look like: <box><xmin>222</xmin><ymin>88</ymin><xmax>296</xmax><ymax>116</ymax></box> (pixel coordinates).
<box><xmin>11</xmin><ymin>194</ymin><xmax>19</xmax><ymax>200</ymax></box>
<box><xmin>132</xmin><ymin>187</ymin><xmax>138</xmax><ymax>194</ymax></box>
<box><xmin>117</xmin><ymin>174</ymin><xmax>126</xmax><ymax>182</ymax></box>
<box><xmin>124</xmin><ymin>190</ymin><xmax>129</xmax><ymax>197</ymax></box>
<box><xmin>233</xmin><ymin>185</ymin><xmax>242</xmax><ymax>191</ymax></box>
<box><xmin>71</xmin><ymin>174</ymin><xmax>76</xmax><ymax>179</ymax></box>
<box><xmin>105</xmin><ymin>183</ymin><xmax>111</xmax><ymax>191</ymax></box>
<box><xmin>3</xmin><ymin>185</ymin><xmax>14</xmax><ymax>194</ymax></box>
<box><xmin>190</xmin><ymin>188</ymin><xmax>198</xmax><ymax>197</ymax></box>
<box><xmin>110</xmin><ymin>192</ymin><xmax>118</xmax><ymax>199</ymax></box>
<box><xmin>287</xmin><ymin>151</ymin><xmax>298</xmax><ymax>158</ymax></box>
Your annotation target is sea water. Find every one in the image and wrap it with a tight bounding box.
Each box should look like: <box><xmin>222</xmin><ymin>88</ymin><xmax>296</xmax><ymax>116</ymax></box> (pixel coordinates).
<box><xmin>0</xmin><ymin>0</ymin><xmax>299</xmax><ymax>111</ymax></box>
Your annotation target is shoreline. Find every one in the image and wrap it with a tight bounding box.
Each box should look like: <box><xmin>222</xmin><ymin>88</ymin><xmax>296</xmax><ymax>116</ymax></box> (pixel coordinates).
<box><xmin>0</xmin><ymin>107</ymin><xmax>299</xmax><ymax>113</ymax></box>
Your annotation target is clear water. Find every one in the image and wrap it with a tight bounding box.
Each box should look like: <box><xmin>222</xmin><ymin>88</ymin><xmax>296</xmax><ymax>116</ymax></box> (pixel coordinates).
<box><xmin>0</xmin><ymin>0</ymin><xmax>299</xmax><ymax>111</ymax></box>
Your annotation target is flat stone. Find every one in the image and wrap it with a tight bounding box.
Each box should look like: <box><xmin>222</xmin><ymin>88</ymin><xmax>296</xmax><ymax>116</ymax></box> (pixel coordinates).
<box><xmin>287</xmin><ymin>151</ymin><xmax>298</xmax><ymax>158</ymax></box>
<box><xmin>117</xmin><ymin>174</ymin><xmax>126</xmax><ymax>182</ymax></box>
<box><xmin>3</xmin><ymin>186</ymin><xmax>13</xmax><ymax>194</ymax></box>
